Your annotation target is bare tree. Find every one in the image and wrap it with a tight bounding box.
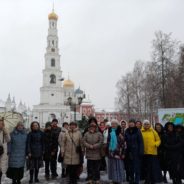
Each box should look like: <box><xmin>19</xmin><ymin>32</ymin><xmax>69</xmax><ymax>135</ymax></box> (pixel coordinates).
<box><xmin>152</xmin><ymin>30</ymin><xmax>179</xmax><ymax>108</ymax></box>
<box><xmin>116</xmin><ymin>30</ymin><xmax>182</xmax><ymax>121</ymax></box>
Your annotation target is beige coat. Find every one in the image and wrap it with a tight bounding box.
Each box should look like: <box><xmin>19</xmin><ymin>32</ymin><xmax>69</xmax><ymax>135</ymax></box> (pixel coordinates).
<box><xmin>0</xmin><ymin>129</ymin><xmax>10</xmax><ymax>174</ymax></box>
<box><xmin>61</xmin><ymin>128</ymin><xmax>83</xmax><ymax>165</ymax></box>
<box><xmin>83</xmin><ymin>130</ymin><xmax>103</xmax><ymax>160</ymax></box>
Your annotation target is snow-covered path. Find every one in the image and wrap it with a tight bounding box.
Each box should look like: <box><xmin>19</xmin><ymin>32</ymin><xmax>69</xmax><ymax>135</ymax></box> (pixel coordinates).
<box><xmin>2</xmin><ymin>164</ymin><xmax>109</xmax><ymax>184</ymax></box>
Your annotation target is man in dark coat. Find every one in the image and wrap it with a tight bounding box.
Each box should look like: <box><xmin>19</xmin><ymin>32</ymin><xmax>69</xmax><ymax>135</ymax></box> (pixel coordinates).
<box><xmin>163</xmin><ymin>122</ymin><xmax>183</xmax><ymax>184</ymax></box>
<box><xmin>175</xmin><ymin>124</ymin><xmax>184</xmax><ymax>180</ymax></box>
<box><xmin>125</xmin><ymin>119</ymin><xmax>144</xmax><ymax>184</ymax></box>
<box><xmin>50</xmin><ymin>119</ymin><xmax>61</xmax><ymax>178</ymax></box>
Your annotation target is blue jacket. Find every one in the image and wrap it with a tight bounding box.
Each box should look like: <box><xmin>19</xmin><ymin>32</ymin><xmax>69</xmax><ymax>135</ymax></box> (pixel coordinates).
<box><xmin>8</xmin><ymin>129</ymin><xmax>27</xmax><ymax>168</ymax></box>
<box><xmin>26</xmin><ymin>130</ymin><xmax>44</xmax><ymax>158</ymax></box>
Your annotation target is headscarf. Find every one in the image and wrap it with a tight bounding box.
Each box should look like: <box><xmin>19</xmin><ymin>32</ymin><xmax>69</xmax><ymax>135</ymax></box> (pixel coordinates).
<box><xmin>109</xmin><ymin>128</ymin><xmax>117</xmax><ymax>151</ymax></box>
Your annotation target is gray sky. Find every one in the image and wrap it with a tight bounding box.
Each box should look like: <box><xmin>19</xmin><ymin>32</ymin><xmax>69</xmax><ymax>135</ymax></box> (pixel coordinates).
<box><xmin>0</xmin><ymin>0</ymin><xmax>184</xmax><ymax>110</ymax></box>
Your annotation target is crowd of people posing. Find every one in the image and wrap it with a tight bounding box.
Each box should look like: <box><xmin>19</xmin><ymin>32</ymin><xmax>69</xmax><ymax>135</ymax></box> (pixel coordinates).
<box><xmin>0</xmin><ymin>117</ymin><xmax>183</xmax><ymax>184</ymax></box>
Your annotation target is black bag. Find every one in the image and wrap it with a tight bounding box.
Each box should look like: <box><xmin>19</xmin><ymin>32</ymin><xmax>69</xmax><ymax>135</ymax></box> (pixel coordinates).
<box><xmin>76</xmin><ymin>145</ymin><xmax>82</xmax><ymax>154</ymax></box>
<box><xmin>0</xmin><ymin>145</ymin><xmax>4</xmax><ymax>156</ymax></box>
<box><xmin>58</xmin><ymin>152</ymin><xmax>64</xmax><ymax>163</ymax></box>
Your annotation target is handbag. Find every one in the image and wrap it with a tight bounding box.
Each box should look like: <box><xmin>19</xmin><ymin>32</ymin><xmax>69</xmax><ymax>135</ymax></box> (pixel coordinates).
<box><xmin>58</xmin><ymin>151</ymin><xmax>64</xmax><ymax>163</ymax></box>
<box><xmin>68</xmin><ymin>133</ymin><xmax>84</xmax><ymax>165</ymax></box>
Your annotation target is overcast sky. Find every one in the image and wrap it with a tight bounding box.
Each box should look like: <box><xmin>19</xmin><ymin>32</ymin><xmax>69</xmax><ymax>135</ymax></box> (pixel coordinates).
<box><xmin>0</xmin><ymin>0</ymin><xmax>184</xmax><ymax>110</ymax></box>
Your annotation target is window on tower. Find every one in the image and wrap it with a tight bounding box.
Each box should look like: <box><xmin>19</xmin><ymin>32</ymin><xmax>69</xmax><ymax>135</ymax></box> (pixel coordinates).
<box><xmin>52</xmin><ymin>40</ymin><xmax>54</xmax><ymax>46</ymax></box>
<box><xmin>50</xmin><ymin>74</ymin><xmax>56</xmax><ymax>84</ymax></box>
<box><xmin>51</xmin><ymin>58</ymin><xmax>55</xmax><ymax>67</ymax></box>
<box><xmin>51</xmin><ymin>48</ymin><xmax>55</xmax><ymax>52</ymax></box>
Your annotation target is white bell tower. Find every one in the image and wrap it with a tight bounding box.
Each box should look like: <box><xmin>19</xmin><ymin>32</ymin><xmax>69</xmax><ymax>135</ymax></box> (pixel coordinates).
<box><xmin>33</xmin><ymin>9</ymin><xmax>69</xmax><ymax>127</ymax></box>
<box><xmin>40</xmin><ymin>9</ymin><xmax>63</xmax><ymax>105</ymax></box>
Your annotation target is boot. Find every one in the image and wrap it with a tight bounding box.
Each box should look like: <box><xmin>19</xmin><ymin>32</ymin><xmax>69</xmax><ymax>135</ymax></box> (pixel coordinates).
<box><xmin>29</xmin><ymin>170</ymin><xmax>33</xmax><ymax>184</ymax></box>
<box><xmin>62</xmin><ymin>168</ymin><xmax>66</xmax><ymax>178</ymax></box>
<box><xmin>34</xmin><ymin>169</ymin><xmax>39</xmax><ymax>183</ymax></box>
<box><xmin>12</xmin><ymin>179</ymin><xmax>17</xmax><ymax>184</ymax></box>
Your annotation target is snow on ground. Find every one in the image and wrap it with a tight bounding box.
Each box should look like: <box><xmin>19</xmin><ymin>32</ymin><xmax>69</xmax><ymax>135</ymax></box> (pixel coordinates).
<box><xmin>2</xmin><ymin>163</ymin><xmax>109</xmax><ymax>184</ymax></box>
<box><xmin>1</xmin><ymin>162</ymin><xmax>177</xmax><ymax>184</ymax></box>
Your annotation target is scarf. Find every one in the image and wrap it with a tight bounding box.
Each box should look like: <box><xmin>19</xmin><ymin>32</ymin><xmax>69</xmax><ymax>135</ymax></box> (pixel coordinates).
<box><xmin>109</xmin><ymin>128</ymin><xmax>117</xmax><ymax>151</ymax></box>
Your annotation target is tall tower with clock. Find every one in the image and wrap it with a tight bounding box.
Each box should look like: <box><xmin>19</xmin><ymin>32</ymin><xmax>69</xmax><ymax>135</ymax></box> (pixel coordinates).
<box><xmin>33</xmin><ymin>9</ymin><xmax>69</xmax><ymax>127</ymax></box>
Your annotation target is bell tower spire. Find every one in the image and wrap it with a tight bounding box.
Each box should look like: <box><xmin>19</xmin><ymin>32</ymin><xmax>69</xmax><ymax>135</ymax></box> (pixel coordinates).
<box><xmin>39</xmin><ymin>7</ymin><xmax>63</xmax><ymax>105</ymax></box>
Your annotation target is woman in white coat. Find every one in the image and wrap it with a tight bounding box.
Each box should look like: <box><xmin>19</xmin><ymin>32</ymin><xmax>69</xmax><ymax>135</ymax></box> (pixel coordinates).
<box><xmin>0</xmin><ymin>118</ymin><xmax>10</xmax><ymax>184</ymax></box>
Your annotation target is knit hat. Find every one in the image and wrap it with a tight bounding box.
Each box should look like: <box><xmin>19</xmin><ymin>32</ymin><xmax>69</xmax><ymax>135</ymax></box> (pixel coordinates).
<box><xmin>143</xmin><ymin>120</ymin><xmax>151</xmax><ymax>125</ymax></box>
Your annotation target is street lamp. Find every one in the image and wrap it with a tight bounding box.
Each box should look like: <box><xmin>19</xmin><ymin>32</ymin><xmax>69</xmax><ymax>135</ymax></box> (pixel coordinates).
<box><xmin>67</xmin><ymin>96</ymin><xmax>83</xmax><ymax>122</ymax></box>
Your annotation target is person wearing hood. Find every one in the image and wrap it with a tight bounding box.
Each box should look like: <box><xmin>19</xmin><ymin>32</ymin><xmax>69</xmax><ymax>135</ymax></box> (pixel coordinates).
<box><xmin>83</xmin><ymin>121</ymin><xmax>103</xmax><ymax>184</ymax></box>
<box><xmin>163</xmin><ymin>122</ymin><xmax>183</xmax><ymax>184</ymax></box>
<box><xmin>26</xmin><ymin>121</ymin><xmax>44</xmax><ymax>184</ymax></box>
<box><xmin>61</xmin><ymin>122</ymin><xmax>83</xmax><ymax>184</ymax></box>
<box><xmin>125</xmin><ymin>119</ymin><xmax>144</xmax><ymax>184</ymax></box>
<box><xmin>6</xmin><ymin>122</ymin><xmax>27</xmax><ymax>184</ymax></box>
<box><xmin>141</xmin><ymin>120</ymin><xmax>162</xmax><ymax>184</ymax></box>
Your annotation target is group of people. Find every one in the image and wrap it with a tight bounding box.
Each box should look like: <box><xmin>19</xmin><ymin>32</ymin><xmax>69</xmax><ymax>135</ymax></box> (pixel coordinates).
<box><xmin>0</xmin><ymin>117</ymin><xmax>183</xmax><ymax>184</ymax></box>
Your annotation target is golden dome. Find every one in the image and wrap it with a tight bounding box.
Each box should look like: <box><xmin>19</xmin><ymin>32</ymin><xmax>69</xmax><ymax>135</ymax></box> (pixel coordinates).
<box><xmin>63</xmin><ymin>79</ymin><xmax>74</xmax><ymax>88</ymax></box>
<box><xmin>48</xmin><ymin>11</ymin><xmax>58</xmax><ymax>20</ymax></box>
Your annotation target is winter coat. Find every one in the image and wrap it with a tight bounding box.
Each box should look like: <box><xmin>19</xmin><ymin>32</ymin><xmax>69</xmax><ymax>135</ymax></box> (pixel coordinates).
<box><xmin>163</xmin><ymin>131</ymin><xmax>183</xmax><ymax>178</ymax></box>
<box><xmin>61</xmin><ymin>128</ymin><xmax>83</xmax><ymax>165</ymax></box>
<box><xmin>83</xmin><ymin>130</ymin><xmax>103</xmax><ymax>160</ymax></box>
<box><xmin>141</xmin><ymin>127</ymin><xmax>160</xmax><ymax>155</ymax></box>
<box><xmin>43</xmin><ymin>129</ymin><xmax>52</xmax><ymax>161</ymax></box>
<box><xmin>0</xmin><ymin>129</ymin><xmax>10</xmax><ymax>174</ymax></box>
<box><xmin>26</xmin><ymin>130</ymin><xmax>44</xmax><ymax>158</ymax></box>
<box><xmin>107</xmin><ymin>126</ymin><xmax>125</xmax><ymax>160</ymax></box>
<box><xmin>8</xmin><ymin>128</ymin><xmax>27</xmax><ymax>168</ymax></box>
<box><xmin>125</xmin><ymin>127</ymin><xmax>144</xmax><ymax>159</ymax></box>
<box><xmin>156</xmin><ymin>131</ymin><xmax>167</xmax><ymax>171</ymax></box>
<box><xmin>51</xmin><ymin>127</ymin><xmax>61</xmax><ymax>153</ymax></box>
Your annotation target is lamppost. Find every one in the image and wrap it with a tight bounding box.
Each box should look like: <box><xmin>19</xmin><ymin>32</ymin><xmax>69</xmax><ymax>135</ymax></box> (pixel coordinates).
<box><xmin>67</xmin><ymin>96</ymin><xmax>83</xmax><ymax>122</ymax></box>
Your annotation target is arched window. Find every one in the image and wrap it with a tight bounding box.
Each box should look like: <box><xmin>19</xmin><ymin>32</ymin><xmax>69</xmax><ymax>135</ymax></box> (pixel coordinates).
<box><xmin>51</xmin><ymin>58</ymin><xmax>55</xmax><ymax>67</ymax></box>
<box><xmin>50</xmin><ymin>74</ymin><xmax>56</xmax><ymax>84</ymax></box>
